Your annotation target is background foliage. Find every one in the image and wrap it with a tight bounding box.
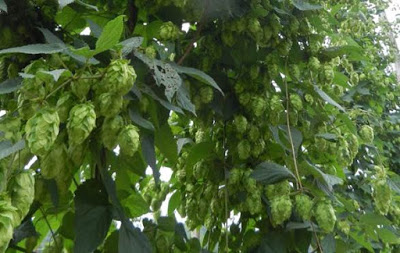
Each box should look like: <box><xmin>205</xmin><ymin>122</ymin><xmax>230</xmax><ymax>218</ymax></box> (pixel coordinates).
<box><xmin>1</xmin><ymin>0</ymin><xmax>400</xmax><ymax>252</ymax></box>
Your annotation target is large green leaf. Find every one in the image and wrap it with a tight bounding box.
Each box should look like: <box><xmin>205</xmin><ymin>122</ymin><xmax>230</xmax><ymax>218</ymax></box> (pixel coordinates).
<box><xmin>172</xmin><ymin>64</ymin><xmax>224</xmax><ymax>95</ymax></box>
<box><xmin>0</xmin><ymin>43</ymin><xmax>66</xmax><ymax>55</ymax></box>
<box><xmin>95</xmin><ymin>15</ymin><xmax>125</xmax><ymax>54</ymax></box>
<box><xmin>141</xmin><ymin>134</ymin><xmax>160</xmax><ymax>184</ymax></box>
<box><xmin>120</xmin><ymin>37</ymin><xmax>143</xmax><ymax>57</ymax></box>
<box><xmin>314</xmin><ymin>85</ymin><xmax>345</xmax><ymax>112</ymax></box>
<box><xmin>154</xmin><ymin>124</ymin><xmax>178</xmax><ymax>164</ymax></box>
<box><xmin>250</xmin><ymin>161</ymin><xmax>296</xmax><ymax>185</ymax></box>
<box><xmin>0</xmin><ymin>140</ymin><xmax>25</xmax><ymax>160</ymax></box>
<box><xmin>74</xmin><ymin>180</ymin><xmax>112</xmax><ymax>253</ymax></box>
<box><xmin>321</xmin><ymin>234</ymin><xmax>336</xmax><ymax>253</ymax></box>
<box><xmin>304</xmin><ymin>160</ymin><xmax>343</xmax><ymax>191</ymax></box>
<box><xmin>129</xmin><ymin>108</ymin><xmax>155</xmax><ymax>131</ymax></box>
<box><xmin>121</xmin><ymin>191</ymin><xmax>149</xmax><ymax>218</ymax></box>
<box><xmin>119</xmin><ymin>225</ymin><xmax>152</xmax><ymax>253</ymax></box>
<box><xmin>168</xmin><ymin>191</ymin><xmax>181</xmax><ymax>215</ymax></box>
<box><xmin>257</xmin><ymin>232</ymin><xmax>288</xmax><ymax>253</ymax></box>
<box><xmin>0</xmin><ymin>0</ymin><xmax>7</xmax><ymax>12</ymax></box>
<box><xmin>359</xmin><ymin>213</ymin><xmax>391</xmax><ymax>226</ymax></box>
<box><xmin>184</xmin><ymin>142</ymin><xmax>215</xmax><ymax>170</ymax></box>
<box><xmin>0</xmin><ymin>77</ymin><xmax>23</xmax><ymax>94</ymax></box>
<box><xmin>292</xmin><ymin>0</ymin><xmax>323</xmax><ymax>10</ymax></box>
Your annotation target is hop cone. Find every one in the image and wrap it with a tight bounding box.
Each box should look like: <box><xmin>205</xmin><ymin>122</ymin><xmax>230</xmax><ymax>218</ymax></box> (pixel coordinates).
<box><xmin>25</xmin><ymin>108</ymin><xmax>60</xmax><ymax>156</ymax></box>
<box><xmin>67</xmin><ymin>102</ymin><xmax>96</xmax><ymax>145</ymax></box>
<box><xmin>41</xmin><ymin>142</ymin><xmax>68</xmax><ymax>179</ymax></box>
<box><xmin>295</xmin><ymin>194</ymin><xmax>313</xmax><ymax>220</ymax></box>
<box><xmin>314</xmin><ymin>200</ymin><xmax>337</xmax><ymax>232</ymax></box>
<box><xmin>99</xmin><ymin>59</ymin><xmax>136</xmax><ymax>95</ymax></box>
<box><xmin>117</xmin><ymin>125</ymin><xmax>140</xmax><ymax>156</ymax></box>
<box><xmin>0</xmin><ymin>196</ymin><xmax>19</xmax><ymax>250</ymax></box>
<box><xmin>95</xmin><ymin>92</ymin><xmax>123</xmax><ymax>117</ymax></box>
<box><xmin>270</xmin><ymin>196</ymin><xmax>292</xmax><ymax>226</ymax></box>
<box><xmin>71</xmin><ymin>72</ymin><xmax>93</xmax><ymax>99</ymax></box>
<box><xmin>56</xmin><ymin>92</ymin><xmax>76</xmax><ymax>123</ymax></box>
<box><xmin>159</xmin><ymin>21</ymin><xmax>181</xmax><ymax>41</ymax></box>
<box><xmin>359</xmin><ymin>125</ymin><xmax>374</xmax><ymax>144</ymax></box>
<box><xmin>8</xmin><ymin>172</ymin><xmax>35</xmax><ymax>222</ymax></box>
<box><xmin>102</xmin><ymin>116</ymin><xmax>124</xmax><ymax>150</ymax></box>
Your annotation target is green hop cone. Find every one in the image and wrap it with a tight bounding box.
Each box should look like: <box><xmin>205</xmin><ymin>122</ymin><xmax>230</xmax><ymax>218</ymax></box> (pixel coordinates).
<box><xmin>322</xmin><ymin>65</ymin><xmax>334</xmax><ymax>84</ymax></box>
<box><xmin>159</xmin><ymin>21</ymin><xmax>181</xmax><ymax>41</ymax></box>
<box><xmin>265</xmin><ymin>180</ymin><xmax>290</xmax><ymax>199</ymax></box>
<box><xmin>117</xmin><ymin>125</ymin><xmax>140</xmax><ymax>156</ymax></box>
<box><xmin>237</xmin><ymin>140</ymin><xmax>251</xmax><ymax>160</ymax></box>
<box><xmin>200</xmin><ymin>87</ymin><xmax>214</xmax><ymax>104</ymax></box>
<box><xmin>252</xmin><ymin>139</ymin><xmax>265</xmax><ymax>158</ymax></box>
<box><xmin>234</xmin><ymin>115</ymin><xmax>248</xmax><ymax>134</ymax></box>
<box><xmin>289</xmin><ymin>64</ymin><xmax>301</xmax><ymax>82</ymax></box>
<box><xmin>99</xmin><ymin>59</ymin><xmax>137</xmax><ymax>95</ymax></box>
<box><xmin>71</xmin><ymin>73</ymin><xmax>93</xmax><ymax>100</ymax></box>
<box><xmin>25</xmin><ymin>108</ymin><xmax>60</xmax><ymax>156</ymax></box>
<box><xmin>359</xmin><ymin>125</ymin><xmax>374</xmax><ymax>144</ymax></box>
<box><xmin>373</xmin><ymin>179</ymin><xmax>392</xmax><ymax>215</ymax></box>
<box><xmin>101</xmin><ymin>115</ymin><xmax>124</xmax><ymax>150</ymax></box>
<box><xmin>0</xmin><ymin>197</ymin><xmax>19</xmax><ymax>250</ymax></box>
<box><xmin>309</xmin><ymin>57</ymin><xmax>321</xmax><ymax>72</ymax></box>
<box><xmin>56</xmin><ymin>92</ymin><xmax>76</xmax><ymax>123</ymax></box>
<box><xmin>251</xmin><ymin>96</ymin><xmax>267</xmax><ymax>117</ymax></box>
<box><xmin>295</xmin><ymin>194</ymin><xmax>313</xmax><ymax>220</ymax></box>
<box><xmin>248</xmin><ymin>125</ymin><xmax>260</xmax><ymax>142</ymax></box>
<box><xmin>8</xmin><ymin>172</ymin><xmax>35</xmax><ymax>222</ymax></box>
<box><xmin>0</xmin><ymin>116</ymin><xmax>21</xmax><ymax>142</ymax></box>
<box><xmin>314</xmin><ymin>200</ymin><xmax>337</xmax><ymax>233</ymax></box>
<box><xmin>67</xmin><ymin>102</ymin><xmax>96</xmax><ymax>145</ymax></box>
<box><xmin>350</xmin><ymin>72</ymin><xmax>359</xmax><ymax>85</ymax></box>
<box><xmin>270</xmin><ymin>196</ymin><xmax>292</xmax><ymax>226</ymax></box>
<box><xmin>95</xmin><ymin>92</ymin><xmax>123</xmax><ymax>117</ymax></box>
<box><xmin>290</xmin><ymin>94</ymin><xmax>303</xmax><ymax>111</ymax></box>
<box><xmin>145</xmin><ymin>46</ymin><xmax>157</xmax><ymax>59</ymax></box>
<box><xmin>40</xmin><ymin>142</ymin><xmax>68</xmax><ymax>179</ymax></box>
<box><xmin>238</xmin><ymin>92</ymin><xmax>251</xmax><ymax>106</ymax></box>
<box><xmin>250</xmin><ymin>65</ymin><xmax>260</xmax><ymax>80</ymax></box>
<box><xmin>337</xmin><ymin>220</ymin><xmax>350</xmax><ymax>235</ymax></box>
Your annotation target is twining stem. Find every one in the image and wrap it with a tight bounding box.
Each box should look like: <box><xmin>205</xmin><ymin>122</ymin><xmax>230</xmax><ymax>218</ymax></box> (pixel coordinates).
<box><xmin>40</xmin><ymin>207</ymin><xmax>58</xmax><ymax>249</ymax></box>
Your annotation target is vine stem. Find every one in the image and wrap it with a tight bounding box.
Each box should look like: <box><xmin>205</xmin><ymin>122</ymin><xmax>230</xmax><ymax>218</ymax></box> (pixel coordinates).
<box><xmin>223</xmin><ymin>122</ymin><xmax>229</xmax><ymax>253</ymax></box>
<box><xmin>40</xmin><ymin>207</ymin><xmax>59</xmax><ymax>249</ymax></box>
<box><xmin>284</xmin><ymin>60</ymin><xmax>323</xmax><ymax>253</ymax></box>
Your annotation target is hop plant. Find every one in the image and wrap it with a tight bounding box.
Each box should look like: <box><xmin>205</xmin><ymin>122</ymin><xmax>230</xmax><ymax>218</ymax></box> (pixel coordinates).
<box><xmin>102</xmin><ymin>116</ymin><xmax>124</xmax><ymax>150</ymax></box>
<box><xmin>0</xmin><ymin>197</ymin><xmax>18</xmax><ymax>250</ymax></box>
<box><xmin>237</xmin><ymin>140</ymin><xmax>251</xmax><ymax>160</ymax></box>
<box><xmin>56</xmin><ymin>92</ymin><xmax>75</xmax><ymax>122</ymax></box>
<box><xmin>251</xmin><ymin>96</ymin><xmax>267</xmax><ymax>117</ymax></box>
<box><xmin>67</xmin><ymin>103</ymin><xmax>96</xmax><ymax>145</ymax></box>
<box><xmin>359</xmin><ymin>125</ymin><xmax>374</xmax><ymax>144</ymax></box>
<box><xmin>145</xmin><ymin>46</ymin><xmax>157</xmax><ymax>59</ymax></box>
<box><xmin>8</xmin><ymin>172</ymin><xmax>35</xmax><ymax>222</ymax></box>
<box><xmin>295</xmin><ymin>194</ymin><xmax>313</xmax><ymax>220</ymax></box>
<box><xmin>248</xmin><ymin>125</ymin><xmax>260</xmax><ymax>142</ymax></box>
<box><xmin>350</xmin><ymin>72</ymin><xmax>359</xmax><ymax>85</ymax></box>
<box><xmin>200</xmin><ymin>87</ymin><xmax>213</xmax><ymax>104</ymax></box>
<box><xmin>0</xmin><ymin>116</ymin><xmax>21</xmax><ymax>142</ymax></box>
<box><xmin>40</xmin><ymin>142</ymin><xmax>68</xmax><ymax>179</ymax></box>
<box><xmin>159</xmin><ymin>21</ymin><xmax>181</xmax><ymax>41</ymax></box>
<box><xmin>71</xmin><ymin>72</ymin><xmax>93</xmax><ymax>99</ymax></box>
<box><xmin>372</xmin><ymin>179</ymin><xmax>392</xmax><ymax>215</ymax></box>
<box><xmin>252</xmin><ymin>139</ymin><xmax>265</xmax><ymax>158</ymax></box>
<box><xmin>290</xmin><ymin>94</ymin><xmax>303</xmax><ymax>111</ymax></box>
<box><xmin>270</xmin><ymin>196</ymin><xmax>292</xmax><ymax>226</ymax></box>
<box><xmin>314</xmin><ymin>199</ymin><xmax>337</xmax><ymax>233</ymax></box>
<box><xmin>309</xmin><ymin>57</ymin><xmax>321</xmax><ymax>72</ymax></box>
<box><xmin>234</xmin><ymin>115</ymin><xmax>248</xmax><ymax>134</ymax></box>
<box><xmin>117</xmin><ymin>125</ymin><xmax>140</xmax><ymax>156</ymax></box>
<box><xmin>95</xmin><ymin>92</ymin><xmax>123</xmax><ymax>117</ymax></box>
<box><xmin>250</xmin><ymin>65</ymin><xmax>260</xmax><ymax>80</ymax></box>
<box><xmin>289</xmin><ymin>64</ymin><xmax>301</xmax><ymax>82</ymax></box>
<box><xmin>322</xmin><ymin>65</ymin><xmax>334</xmax><ymax>84</ymax></box>
<box><xmin>99</xmin><ymin>59</ymin><xmax>137</xmax><ymax>95</ymax></box>
<box><xmin>25</xmin><ymin>108</ymin><xmax>60</xmax><ymax>156</ymax></box>
<box><xmin>265</xmin><ymin>180</ymin><xmax>290</xmax><ymax>199</ymax></box>
<box><xmin>337</xmin><ymin>220</ymin><xmax>350</xmax><ymax>235</ymax></box>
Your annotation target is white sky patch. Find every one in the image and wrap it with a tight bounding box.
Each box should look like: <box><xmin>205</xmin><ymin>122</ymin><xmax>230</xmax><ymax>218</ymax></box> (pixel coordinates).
<box><xmin>24</xmin><ymin>156</ymin><xmax>37</xmax><ymax>170</ymax></box>
<box><xmin>0</xmin><ymin>110</ymin><xmax>6</xmax><ymax>118</ymax></box>
<box><xmin>182</xmin><ymin>22</ymin><xmax>190</xmax><ymax>33</ymax></box>
<box><xmin>80</xmin><ymin>27</ymin><xmax>91</xmax><ymax>36</ymax></box>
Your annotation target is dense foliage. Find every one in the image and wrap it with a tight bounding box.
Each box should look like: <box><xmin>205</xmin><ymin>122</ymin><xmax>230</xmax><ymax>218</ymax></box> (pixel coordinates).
<box><xmin>0</xmin><ymin>0</ymin><xmax>400</xmax><ymax>252</ymax></box>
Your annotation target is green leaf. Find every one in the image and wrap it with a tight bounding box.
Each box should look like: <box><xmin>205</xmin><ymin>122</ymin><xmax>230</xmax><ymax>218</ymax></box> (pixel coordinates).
<box><xmin>59</xmin><ymin>211</ymin><xmax>75</xmax><ymax>240</ymax></box>
<box><xmin>168</xmin><ymin>191</ymin><xmax>181</xmax><ymax>215</ymax></box>
<box><xmin>11</xmin><ymin>219</ymin><xmax>38</xmax><ymax>244</ymax></box>
<box><xmin>292</xmin><ymin>0</ymin><xmax>323</xmax><ymax>10</ymax></box>
<box><xmin>157</xmin><ymin>216</ymin><xmax>176</xmax><ymax>232</ymax></box>
<box><xmin>129</xmin><ymin>108</ymin><xmax>155</xmax><ymax>131</ymax></box>
<box><xmin>250</xmin><ymin>161</ymin><xmax>296</xmax><ymax>185</ymax></box>
<box><xmin>377</xmin><ymin>228</ymin><xmax>400</xmax><ymax>244</ymax></box>
<box><xmin>119</xmin><ymin>225</ymin><xmax>152</xmax><ymax>253</ymax></box>
<box><xmin>172</xmin><ymin>64</ymin><xmax>224</xmax><ymax>95</ymax></box>
<box><xmin>257</xmin><ymin>232</ymin><xmax>288</xmax><ymax>253</ymax></box>
<box><xmin>95</xmin><ymin>15</ymin><xmax>125</xmax><ymax>54</ymax></box>
<box><xmin>359</xmin><ymin>213</ymin><xmax>391</xmax><ymax>226</ymax></box>
<box><xmin>314</xmin><ymin>133</ymin><xmax>337</xmax><ymax>140</ymax></box>
<box><xmin>0</xmin><ymin>43</ymin><xmax>66</xmax><ymax>55</ymax></box>
<box><xmin>314</xmin><ymin>85</ymin><xmax>345</xmax><ymax>112</ymax></box>
<box><xmin>177</xmin><ymin>138</ymin><xmax>192</xmax><ymax>154</ymax></box>
<box><xmin>349</xmin><ymin>231</ymin><xmax>373</xmax><ymax>252</ymax></box>
<box><xmin>120</xmin><ymin>37</ymin><xmax>143</xmax><ymax>57</ymax></box>
<box><xmin>176</xmin><ymin>85</ymin><xmax>196</xmax><ymax>115</ymax></box>
<box><xmin>104</xmin><ymin>230</ymin><xmax>119</xmax><ymax>253</ymax></box>
<box><xmin>0</xmin><ymin>140</ymin><xmax>25</xmax><ymax>160</ymax></box>
<box><xmin>184</xmin><ymin>142</ymin><xmax>215</xmax><ymax>170</ymax></box>
<box><xmin>141</xmin><ymin>134</ymin><xmax>160</xmax><ymax>184</ymax></box>
<box><xmin>304</xmin><ymin>160</ymin><xmax>343</xmax><ymax>191</ymax></box>
<box><xmin>278</xmin><ymin>125</ymin><xmax>303</xmax><ymax>153</ymax></box>
<box><xmin>121</xmin><ymin>191</ymin><xmax>149</xmax><ymax>218</ymax></box>
<box><xmin>0</xmin><ymin>0</ymin><xmax>7</xmax><ymax>12</ymax></box>
<box><xmin>74</xmin><ymin>180</ymin><xmax>112</xmax><ymax>253</ymax></box>
<box><xmin>154</xmin><ymin>124</ymin><xmax>178</xmax><ymax>164</ymax></box>
<box><xmin>321</xmin><ymin>234</ymin><xmax>336</xmax><ymax>253</ymax></box>
<box><xmin>0</xmin><ymin>77</ymin><xmax>23</xmax><ymax>94</ymax></box>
